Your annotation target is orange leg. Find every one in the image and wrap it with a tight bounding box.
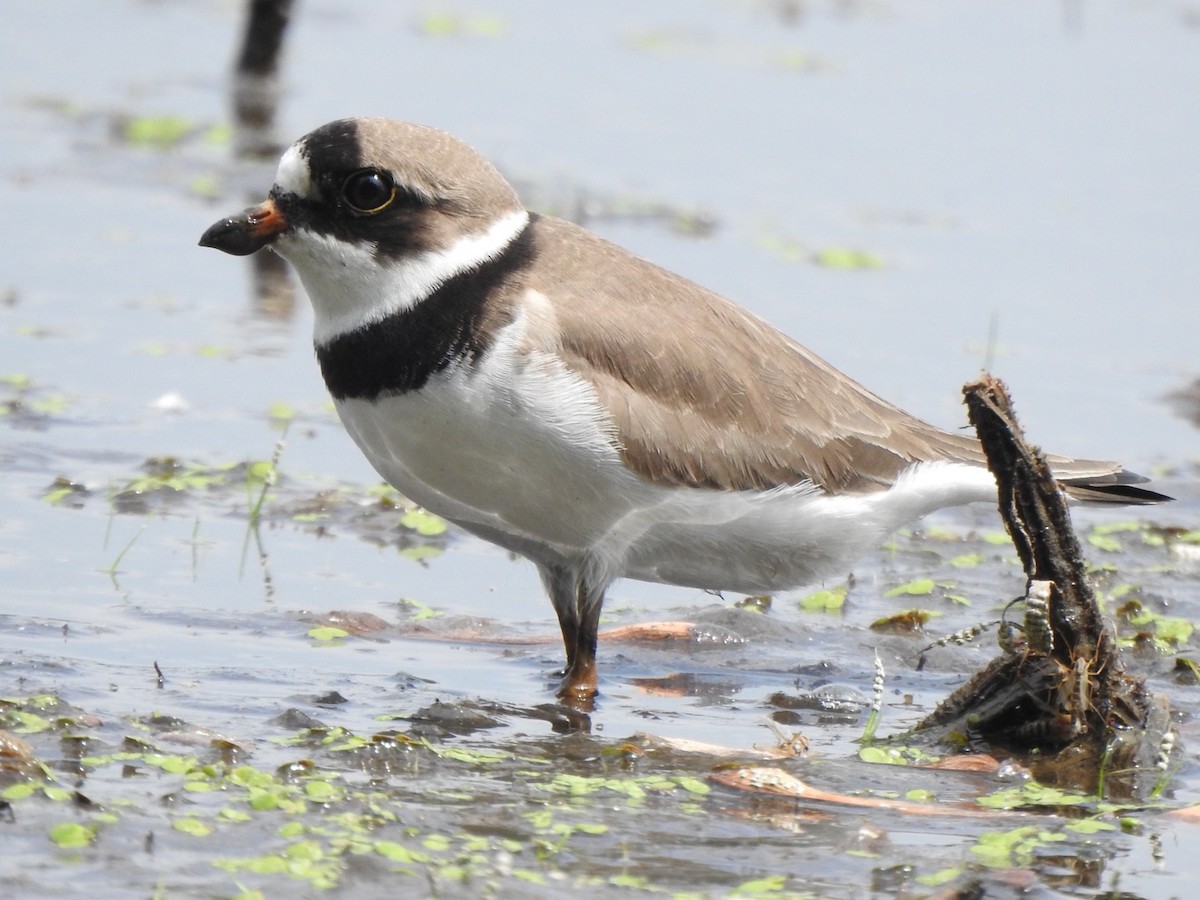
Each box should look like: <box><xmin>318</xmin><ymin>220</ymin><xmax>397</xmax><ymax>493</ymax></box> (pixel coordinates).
<box><xmin>541</xmin><ymin>563</ymin><xmax>604</xmax><ymax>706</ymax></box>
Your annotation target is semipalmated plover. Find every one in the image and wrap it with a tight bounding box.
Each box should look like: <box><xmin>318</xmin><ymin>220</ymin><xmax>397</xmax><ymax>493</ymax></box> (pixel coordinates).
<box><xmin>200</xmin><ymin>118</ymin><xmax>1167</xmax><ymax>702</ymax></box>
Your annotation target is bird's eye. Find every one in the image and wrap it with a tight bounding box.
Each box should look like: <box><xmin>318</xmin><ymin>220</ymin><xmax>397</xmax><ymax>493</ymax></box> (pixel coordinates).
<box><xmin>342</xmin><ymin>169</ymin><xmax>396</xmax><ymax>214</ymax></box>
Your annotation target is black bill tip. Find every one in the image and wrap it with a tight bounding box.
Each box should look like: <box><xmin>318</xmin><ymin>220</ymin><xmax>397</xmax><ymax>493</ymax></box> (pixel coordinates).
<box><xmin>199</xmin><ymin>199</ymin><xmax>288</xmax><ymax>256</ymax></box>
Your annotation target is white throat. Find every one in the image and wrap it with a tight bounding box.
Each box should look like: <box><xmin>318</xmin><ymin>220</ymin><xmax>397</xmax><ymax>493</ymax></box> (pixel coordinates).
<box><xmin>278</xmin><ymin>209</ymin><xmax>530</xmax><ymax>346</ymax></box>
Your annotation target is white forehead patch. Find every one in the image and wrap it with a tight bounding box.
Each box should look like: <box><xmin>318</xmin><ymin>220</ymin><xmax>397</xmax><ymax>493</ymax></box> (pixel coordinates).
<box><xmin>274</xmin><ymin>142</ymin><xmax>313</xmax><ymax>198</ymax></box>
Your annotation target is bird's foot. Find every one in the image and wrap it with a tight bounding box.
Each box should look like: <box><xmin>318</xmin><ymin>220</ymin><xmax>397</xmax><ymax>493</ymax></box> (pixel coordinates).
<box><xmin>556</xmin><ymin>658</ymin><xmax>598</xmax><ymax>712</ymax></box>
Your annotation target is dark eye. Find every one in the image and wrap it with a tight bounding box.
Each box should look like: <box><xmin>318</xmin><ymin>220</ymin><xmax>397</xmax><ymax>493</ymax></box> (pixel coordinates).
<box><xmin>342</xmin><ymin>169</ymin><xmax>396</xmax><ymax>213</ymax></box>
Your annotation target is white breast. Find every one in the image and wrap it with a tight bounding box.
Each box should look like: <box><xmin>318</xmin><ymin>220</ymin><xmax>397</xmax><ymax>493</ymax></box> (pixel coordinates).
<box><xmin>333</xmin><ymin>310</ymin><xmax>647</xmax><ymax>561</ymax></box>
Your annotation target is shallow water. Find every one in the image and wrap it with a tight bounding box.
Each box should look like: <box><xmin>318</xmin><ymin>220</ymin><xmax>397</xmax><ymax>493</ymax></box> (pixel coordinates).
<box><xmin>3</xmin><ymin>1</ymin><xmax>1200</xmax><ymax>896</ymax></box>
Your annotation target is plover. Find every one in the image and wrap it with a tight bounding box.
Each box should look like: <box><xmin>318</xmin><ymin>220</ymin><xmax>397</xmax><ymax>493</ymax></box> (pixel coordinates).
<box><xmin>200</xmin><ymin>118</ymin><xmax>1167</xmax><ymax>702</ymax></box>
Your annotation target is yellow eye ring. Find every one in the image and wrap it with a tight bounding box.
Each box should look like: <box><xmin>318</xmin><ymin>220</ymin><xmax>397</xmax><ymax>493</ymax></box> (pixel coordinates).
<box><xmin>342</xmin><ymin>169</ymin><xmax>396</xmax><ymax>214</ymax></box>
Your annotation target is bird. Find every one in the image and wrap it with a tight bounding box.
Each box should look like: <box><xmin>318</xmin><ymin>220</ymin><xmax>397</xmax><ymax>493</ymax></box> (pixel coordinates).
<box><xmin>200</xmin><ymin>117</ymin><xmax>1168</xmax><ymax>704</ymax></box>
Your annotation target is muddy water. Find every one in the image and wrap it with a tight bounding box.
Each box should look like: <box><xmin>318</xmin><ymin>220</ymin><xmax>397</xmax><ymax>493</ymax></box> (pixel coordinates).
<box><xmin>3</xmin><ymin>1</ymin><xmax>1200</xmax><ymax>896</ymax></box>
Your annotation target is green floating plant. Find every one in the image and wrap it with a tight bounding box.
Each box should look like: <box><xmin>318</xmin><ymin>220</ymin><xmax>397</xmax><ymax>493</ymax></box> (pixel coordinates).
<box><xmin>48</xmin><ymin>821</ymin><xmax>98</xmax><ymax>848</ymax></box>
<box><xmin>799</xmin><ymin>585</ymin><xmax>846</xmax><ymax>612</ymax></box>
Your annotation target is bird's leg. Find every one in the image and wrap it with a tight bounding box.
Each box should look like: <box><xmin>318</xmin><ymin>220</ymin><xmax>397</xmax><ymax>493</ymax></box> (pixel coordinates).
<box><xmin>540</xmin><ymin>564</ymin><xmax>580</xmax><ymax>672</ymax></box>
<box><xmin>539</xmin><ymin>564</ymin><xmax>603</xmax><ymax>703</ymax></box>
<box><xmin>561</xmin><ymin>576</ymin><xmax>603</xmax><ymax>700</ymax></box>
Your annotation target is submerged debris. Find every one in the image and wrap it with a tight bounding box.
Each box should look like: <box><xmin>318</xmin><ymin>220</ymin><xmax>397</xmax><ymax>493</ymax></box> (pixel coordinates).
<box><xmin>914</xmin><ymin>375</ymin><xmax>1173</xmax><ymax>798</ymax></box>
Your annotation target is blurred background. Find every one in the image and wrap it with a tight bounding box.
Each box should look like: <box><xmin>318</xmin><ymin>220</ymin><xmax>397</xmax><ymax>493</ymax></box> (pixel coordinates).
<box><xmin>2</xmin><ymin>2</ymin><xmax>1199</xmax><ymax>896</ymax></box>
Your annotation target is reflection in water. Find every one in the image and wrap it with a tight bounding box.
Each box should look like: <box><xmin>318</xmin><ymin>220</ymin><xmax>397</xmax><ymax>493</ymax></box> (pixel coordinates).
<box><xmin>230</xmin><ymin>0</ymin><xmax>297</xmax><ymax>320</ymax></box>
<box><xmin>232</xmin><ymin>0</ymin><xmax>293</xmax><ymax>161</ymax></box>
<box><xmin>249</xmin><ymin>249</ymin><xmax>294</xmax><ymax>321</ymax></box>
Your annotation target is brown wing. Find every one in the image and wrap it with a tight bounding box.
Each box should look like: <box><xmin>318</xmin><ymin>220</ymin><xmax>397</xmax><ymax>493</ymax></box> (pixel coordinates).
<box><xmin>516</xmin><ymin>215</ymin><xmax>1170</xmax><ymax>503</ymax></box>
<box><xmin>522</xmin><ymin>216</ymin><xmax>986</xmax><ymax>494</ymax></box>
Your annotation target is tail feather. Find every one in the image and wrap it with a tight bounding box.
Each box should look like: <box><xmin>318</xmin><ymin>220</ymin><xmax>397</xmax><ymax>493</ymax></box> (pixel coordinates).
<box><xmin>1056</xmin><ymin>468</ymin><xmax>1172</xmax><ymax>505</ymax></box>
